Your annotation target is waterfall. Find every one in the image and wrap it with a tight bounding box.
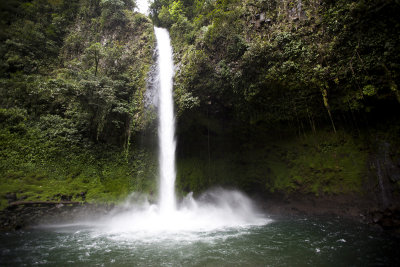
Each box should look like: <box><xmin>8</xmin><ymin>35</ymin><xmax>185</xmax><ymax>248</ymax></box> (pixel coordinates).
<box><xmin>155</xmin><ymin>27</ymin><xmax>177</xmax><ymax>213</ymax></box>
<box><xmin>93</xmin><ymin>1</ymin><xmax>269</xmax><ymax>233</ymax></box>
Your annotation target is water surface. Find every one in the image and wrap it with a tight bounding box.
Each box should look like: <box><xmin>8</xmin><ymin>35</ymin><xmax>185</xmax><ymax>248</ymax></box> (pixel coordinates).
<box><xmin>1</xmin><ymin>215</ymin><xmax>398</xmax><ymax>266</ymax></box>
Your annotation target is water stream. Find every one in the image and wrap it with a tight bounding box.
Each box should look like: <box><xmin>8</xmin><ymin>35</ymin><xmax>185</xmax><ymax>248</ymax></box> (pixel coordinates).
<box><xmin>155</xmin><ymin>27</ymin><xmax>177</xmax><ymax>214</ymax></box>
<box><xmin>1</xmin><ymin>216</ymin><xmax>398</xmax><ymax>266</ymax></box>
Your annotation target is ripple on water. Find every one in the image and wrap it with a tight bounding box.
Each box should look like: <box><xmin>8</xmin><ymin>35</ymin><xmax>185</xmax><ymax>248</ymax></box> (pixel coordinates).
<box><xmin>1</xmin><ymin>216</ymin><xmax>399</xmax><ymax>266</ymax></box>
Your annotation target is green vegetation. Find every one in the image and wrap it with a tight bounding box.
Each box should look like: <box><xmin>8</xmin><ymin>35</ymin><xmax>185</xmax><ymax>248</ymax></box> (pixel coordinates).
<box><xmin>1</xmin><ymin>0</ymin><xmax>399</xmax><ymax>209</ymax></box>
<box><xmin>151</xmin><ymin>0</ymin><xmax>399</xmax><ymax>125</ymax></box>
<box><xmin>0</xmin><ymin>101</ymin><xmax>157</xmax><ymax>211</ymax></box>
<box><xmin>151</xmin><ymin>0</ymin><xmax>400</xmax><ymax>198</ymax></box>
<box><xmin>265</xmin><ymin>130</ymin><xmax>367</xmax><ymax>195</ymax></box>
<box><xmin>0</xmin><ymin>0</ymin><xmax>157</xmax><ymax>209</ymax></box>
<box><xmin>176</xmin><ymin>127</ymin><xmax>369</xmax><ymax>197</ymax></box>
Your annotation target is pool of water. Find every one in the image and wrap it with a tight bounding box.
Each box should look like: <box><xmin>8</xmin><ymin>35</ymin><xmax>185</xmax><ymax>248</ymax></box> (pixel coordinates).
<box><xmin>1</xmin><ymin>215</ymin><xmax>398</xmax><ymax>266</ymax></box>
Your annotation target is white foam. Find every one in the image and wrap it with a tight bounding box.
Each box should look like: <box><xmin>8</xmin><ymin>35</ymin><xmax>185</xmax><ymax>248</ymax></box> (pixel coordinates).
<box><xmin>96</xmin><ymin>189</ymin><xmax>270</xmax><ymax>240</ymax></box>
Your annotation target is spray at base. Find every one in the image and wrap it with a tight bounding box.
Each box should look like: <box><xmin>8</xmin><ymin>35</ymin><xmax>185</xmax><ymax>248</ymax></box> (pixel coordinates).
<box><xmin>103</xmin><ymin>188</ymin><xmax>270</xmax><ymax>235</ymax></box>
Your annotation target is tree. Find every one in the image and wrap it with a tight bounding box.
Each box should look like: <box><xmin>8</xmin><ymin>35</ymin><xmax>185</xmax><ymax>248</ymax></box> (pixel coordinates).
<box><xmin>84</xmin><ymin>42</ymin><xmax>103</xmax><ymax>76</ymax></box>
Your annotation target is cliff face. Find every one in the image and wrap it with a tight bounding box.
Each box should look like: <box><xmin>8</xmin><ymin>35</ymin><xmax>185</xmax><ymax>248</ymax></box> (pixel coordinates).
<box><xmin>0</xmin><ymin>0</ymin><xmax>399</xmax><ymax>219</ymax></box>
<box><xmin>0</xmin><ymin>0</ymin><xmax>158</xmax><ymax>209</ymax></box>
<box><xmin>150</xmin><ymin>0</ymin><xmax>400</xmax><ymax>209</ymax></box>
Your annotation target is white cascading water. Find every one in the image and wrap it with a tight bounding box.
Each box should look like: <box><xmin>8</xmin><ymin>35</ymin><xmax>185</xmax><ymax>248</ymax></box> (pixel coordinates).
<box><xmin>155</xmin><ymin>27</ymin><xmax>177</xmax><ymax>214</ymax></box>
<box><xmin>45</xmin><ymin>1</ymin><xmax>270</xmax><ymax>236</ymax></box>
<box><xmin>97</xmin><ymin>24</ymin><xmax>269</xmax><ymax>234</ymax></box>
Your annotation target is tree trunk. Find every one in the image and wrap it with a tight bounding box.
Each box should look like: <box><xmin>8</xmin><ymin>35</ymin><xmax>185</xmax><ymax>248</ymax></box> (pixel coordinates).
<box><xmin>321</xmin><ymin>88</ymin><xmax>336</xmax><ymax>134</ymax></box>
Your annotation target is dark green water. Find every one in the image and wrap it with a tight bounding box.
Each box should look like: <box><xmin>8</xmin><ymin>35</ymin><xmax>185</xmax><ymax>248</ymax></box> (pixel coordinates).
<box><xmin>0</xmin><ymin>216</ymin><xmax>398</xmax><ymax>266</ymax></box>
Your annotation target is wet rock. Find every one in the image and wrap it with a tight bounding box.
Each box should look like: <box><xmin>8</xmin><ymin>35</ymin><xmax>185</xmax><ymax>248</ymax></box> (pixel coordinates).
<box><xmin>369</xmin><ymin>206</ymin><xmax>400</xmax><ymax>231</ymax></box>
<box><xmin>372</xmin><ymin>211</ymin><xmax>383</xmax><ymax>223</ymax></box>
<box><xmin>60</xmin><ymin>195</ymin><xmax>72</xmax><ymax>201</ymax></box>
<box><xmin>75</xmin><ymin>192</ymin><xmax>86</xmax><ymax>201</ymax></box>
<box><xmin>5</xmin><ymin>193</ymin><xmax>17</xmax><ymax>203</ymax></box>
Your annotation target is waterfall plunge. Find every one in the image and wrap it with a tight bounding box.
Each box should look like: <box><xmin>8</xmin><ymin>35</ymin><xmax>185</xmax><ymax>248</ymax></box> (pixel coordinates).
<box><xmin>94</xmin><ymin>12</ymin><xmax>271</xmax><ymax>234</ymax></box>
<box><xmin>155</xmin><ymin>27</ymin><xmax>177</xmax><ymax>213</ymax></box>
<box><xmin>98</xmin><ymin>26</ymin><xmax>270</xmax><ymax>233</ymax></box>
<box><xmin>53</xmin><ymin>5</ymin><xmax>271</xmax><ymax>235</ymax></box>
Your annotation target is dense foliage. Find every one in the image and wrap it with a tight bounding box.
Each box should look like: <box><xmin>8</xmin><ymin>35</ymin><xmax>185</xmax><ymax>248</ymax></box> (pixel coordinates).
<box><xmin>1</xmin><ymin>0</ymin><xmax>155</xmax><ymax>147</ymax></box>
<box><xmin>0</xmin><ymin>0</ymin><xmax>399</xmax><ymax>207</ymax></box>
<box><xmin>150</xmin><ymin>0</ymin><xmax>400</xmax><ymax>197</ymax></box>
<box><xmin>151</xmin><ymin>0</ymin><xmax>399</xmax><ymax>128</ymax></box>
<box><xmin>0</xmin><ymin>0</ymin><xmax>157</xmax><ymax>208</ymax></box>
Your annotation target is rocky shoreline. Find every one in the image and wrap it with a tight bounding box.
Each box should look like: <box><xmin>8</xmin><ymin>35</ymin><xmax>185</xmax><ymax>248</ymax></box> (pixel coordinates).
<box><xmin>0</xmin><ymin>202</ymin><xmax>115</xmax><ymax>231</ymax></box>
<box><xmin>258</xmin><ymin>193</ymin><xmax>400</xmax><ymax>234</ymax></box>
<box><xmin>1</xmin><ymin>194</ymin><xmax>399</xmax><ymax>234</ymax></box>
